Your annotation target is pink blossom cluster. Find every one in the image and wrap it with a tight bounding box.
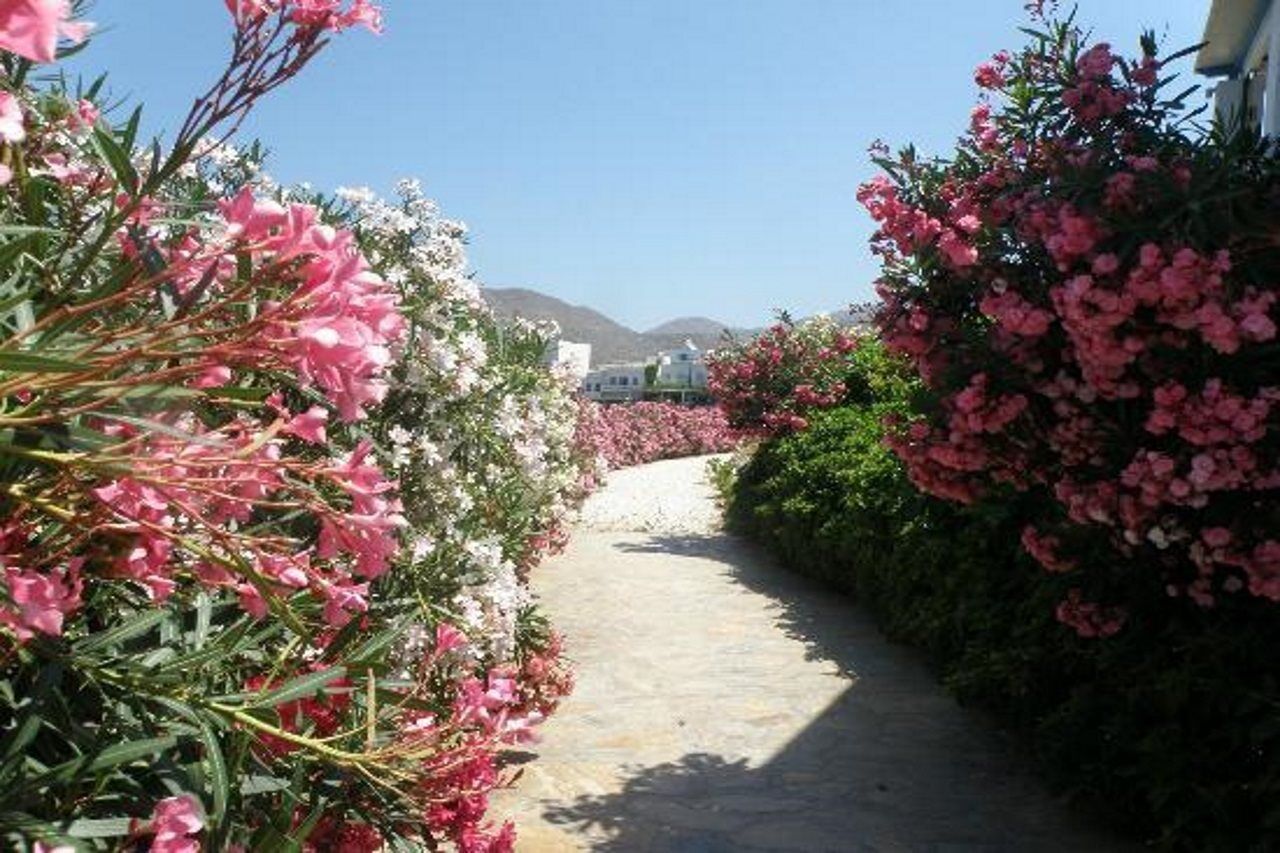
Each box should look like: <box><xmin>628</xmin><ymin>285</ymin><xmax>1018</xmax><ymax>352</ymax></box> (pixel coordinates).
<box><xmin>886</xmin><ymin>373</ymin><xmax>1032</xmax><ymax>502</ymax></box>
<box><xmin>1062</xmin><ymin>44</ymin><xmax>1131</xmax><ymax>123</ymax></box>
<box><xmin>576</xmin><ymin>401</ymin><xmax>740</xmax><ymax>469</ymax></box>
<box><xmin>1055</xmin><ymin>588</ymin><xmax>1126</xmax><ymax>638</ymax></box>
<box><xmin>235</xmin><ymin>622</ymin><xmax>571</xmax><ymax>853</ymax></box>
<box><xmin>21</xmin><ymin>419</ymin><xmax>406</xmax><ymax>636</ymax></box>
<box><xmin>856</xmin><ymin>176</ymin><xmax>980</xmax><ymax>271</ymax></box>
<box><xmin>0</xmin><ymin>0</ymin><xmax>91</xmax><ymax>64</ymax></box>
<box><xmin>863</xmin><ymin>24</ymin><xmax>1280</xmax><ymax>634</ymax></box>
<box><xmin>224</xmin><ymin>0</ymin><xmax>382</xmax><ymax>32</ymax></box>
<box><xmin>413</xmin><ymin>626</ymin><xmax>572</xmax><ymax>852</ymax></box>
<box><xmin>0</xmin><ymin>522</ymin><xmax>81</xmax><ymax>642</ymax></box>
<box><xmin>707</xmin><ymin>319</ymin><xmax>862</xmax><ymax>434</ymax></box>
<box><xmin>215</xmin><ymin>188</ymin><xmax>407</xmax><ymax>420</ymax></box>
<box><xmin>135</xmin><ymin>794</ymin><xmax>204</xmax><ymax>853</ymax></box>
<box><xmin>0</xmin><ymin>187</ymin><xmax>408</xmax><ymax>642</ymax></box>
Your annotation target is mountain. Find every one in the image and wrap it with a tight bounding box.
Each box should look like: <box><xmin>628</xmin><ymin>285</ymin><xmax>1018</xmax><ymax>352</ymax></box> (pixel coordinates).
<box><xmin>482</xmin><ymin>288</ymin><xmax>740</xmax><ymax>366</ymax></box>
<box><xmin>481</xmin><ymin>287</ymin><xmax>877</xmax><ymax>367</ymax></box>
<box><xmin>645</xmin><ymin>316</ymin><xmax>734</xmax><ymax>337</ymax></box>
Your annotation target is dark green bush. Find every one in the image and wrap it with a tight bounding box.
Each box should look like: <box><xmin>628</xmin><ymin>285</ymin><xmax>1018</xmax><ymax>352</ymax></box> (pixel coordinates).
<box><xmin>726</xmin><ymin>402</ymin><xmax>1280</xmax><ymax>851</ymax></box>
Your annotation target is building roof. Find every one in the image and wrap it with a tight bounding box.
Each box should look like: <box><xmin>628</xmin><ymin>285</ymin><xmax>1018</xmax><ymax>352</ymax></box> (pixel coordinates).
<box><xmin>1196</xmin><ymin>0</ymin><xmax>1270</xmax><ymax>75</ymax></box>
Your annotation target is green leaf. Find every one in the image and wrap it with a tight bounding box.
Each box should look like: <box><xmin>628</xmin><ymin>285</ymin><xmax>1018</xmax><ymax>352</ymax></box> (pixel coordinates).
<box><xmin>344</xmin><ymin>621</ymin><xmax>408</xmax><ymax>665</ymax></box>
<box><xmin>194</xmin><ymin>592</ymin><xmax>212</xmax><ymax>649</ymax></box>
<box><xmin>65</xmin><ymin>817</ymin><xmax>134</xmax><ymax>838</ymax></box>
<box><xmin>0</xmin><ymin>351</ymin><xmax>88</xmax><ymax>373</ymax></box>
<box><xmin>208</xmin><ymin>385</ymin><xmax>272</xmax><ymax>403</ymax></box>
<box><xmin>30</xmin><ymin>735</ymin><xmax>178</xmax><ymax>787</ymax></box>
<box><xmin>239</xmin><ymin>666</ymin><xmax>347</xmax><ymax>709</ymax></box>
<box><xmin>197</xmin><ymin>721</ymin><xmax>230</xmax><ymax>824</ymax></box>
<box><xmin>73</xmin><ymin>608</ymin><xmax>166</xmax><ymax>652</ymax></box>
<box><xmin>90</xmin><ymin>127</ymin><xmax>138</xmax><ymax>194</ymax></box>
<box><xmin>159</xmin><ymin>700</ymin><xmax>229</xmax><ymax>824</ymax></box>
<box><xmin>239</xmin><ymin>774</ymin><xmax>292</xmax><ymax>795</ymax></box>
<box><xmin>0</xmin><ymin>225</ymin><xmax>64</xmax><ymax>237</ymax></box>
<box><xmin>93</xmin><ymin>413</ymin><xmax>225</xmax><ymax>445</ymax></box>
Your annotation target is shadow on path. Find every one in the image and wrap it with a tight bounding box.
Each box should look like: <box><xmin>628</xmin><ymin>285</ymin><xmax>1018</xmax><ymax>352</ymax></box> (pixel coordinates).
<box><xmin>530</xmin><ymin>533</ymin><xmax>1130</xmax><ymax>852</ymax></box>
<box><xmin>614</xmin><ymin>533</ymin><xmax>913</xmax><ymax>680</ymax></box>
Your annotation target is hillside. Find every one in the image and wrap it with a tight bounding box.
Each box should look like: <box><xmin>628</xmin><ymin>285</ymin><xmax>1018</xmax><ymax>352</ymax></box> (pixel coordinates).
<box><xmin>482</xmin><ymin>287</ymin><xmax>874</xmax><ymax>367</ymax></box>
<box><xmin>645</xmin><ymin>316</ymin><xmax>733</xmax><ymax>337</ymax></box>
<box><xmin>483</xmin><ymin>288</ymin><xmax>735</xmax><ymax>366</ymax></box>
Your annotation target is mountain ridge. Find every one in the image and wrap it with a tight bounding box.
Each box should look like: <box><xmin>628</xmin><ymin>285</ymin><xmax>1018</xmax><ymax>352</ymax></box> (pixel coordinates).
<box><xmin>482</xmin><ymin>287</ymin><xmax>735</xmax><ymax>366</ymax></box>
<box><xmin>481</xmin><ymin>286</ymin><xmax>875</xmax><ymax>367</ymax></box>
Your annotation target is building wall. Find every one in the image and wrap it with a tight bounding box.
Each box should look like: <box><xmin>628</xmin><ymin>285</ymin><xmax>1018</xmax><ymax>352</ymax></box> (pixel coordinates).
<box><xmin>543</xmin><ymin>340</ymin><xmax>592</xmax><ymax>381</ymax></box>
<box><xmin>1206</xmin><ymin>0</ymin><xmax>1280</xmax><ymax>135</ymax></box>
<box><xmin>582</xmin><ymin>364</ymin><xmax>646</xmax><ymax>401</ymax></box>
<box><xmin>654</xmin><ymin>344</ymin><xmax>709</xmax><ymax>389</ymax></box>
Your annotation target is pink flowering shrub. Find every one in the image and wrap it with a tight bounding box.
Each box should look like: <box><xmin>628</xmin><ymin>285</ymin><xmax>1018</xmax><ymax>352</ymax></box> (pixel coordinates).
<box><xmin>0</xmin><ymin>5</ymin><xmax>576</xmax><ymax>852</ymax></box>
<box><xmin>575</xmin><ymin>400</ymin><xmax>740</xmax><ymax>469</ymax></box>
<box><xmin>707</xmin><ymin>315</ymin><xmax>868</xmax><ymax>434</ymax></box>
<box><xmin>710</xmin><ymin>10</ymin><xmax>1280</xmax><ymax>847</ymax></box>
<box><xmin>863</xmin><ymin>13</ymin><xmax>1280</xmax><ymax>636</ymax></box>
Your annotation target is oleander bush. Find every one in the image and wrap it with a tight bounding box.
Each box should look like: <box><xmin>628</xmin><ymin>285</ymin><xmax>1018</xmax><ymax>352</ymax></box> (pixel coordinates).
<box><xmin>724</xmin><ymin>381</ymin><xmax>1280</xmax><ymax>852</ymax></box>
<box><xmin>719</xmin><ymin>9</ymin><xmax>1280</xmax><ymax>848</ymax></box>
<box><xmin>0</xmin><ymin>4</ymin><xmax>583</xmax><ymax>851</ymax></box>
<box><xmin>707</xmin><ymin>315</ymin><xmax>866</xmax><ymax>434</ymax></box>
<box><xmin>574</xmin><ymin>400</ymin><xmax>739</xmax><ymax>470</ymax></box>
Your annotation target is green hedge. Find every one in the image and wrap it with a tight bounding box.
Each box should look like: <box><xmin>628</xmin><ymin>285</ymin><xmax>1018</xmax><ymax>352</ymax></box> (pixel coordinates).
<box><xmin>724</xmin><ymin>405</ymin><xmax>1280</xmax><ymax>851</ymax></box>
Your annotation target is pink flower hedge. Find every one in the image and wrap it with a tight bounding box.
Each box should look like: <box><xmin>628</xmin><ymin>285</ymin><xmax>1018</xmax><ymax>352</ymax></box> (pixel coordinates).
<box><xmin>707</xmin><ymin>316</ymin><xmax>866</xmax><ymax>434</ymax></box>
<box><xmin>0</xmin><ymin>4</ymin><xmax>579</xmax><ymax>851</ymax></box>
<box><xmin>862</xmin><ymin>13</ymin><xmax>1280</xmax><ymax>635</ymax></box>
<box><xmin>575</xmin><ymin>400</ymin><xmax>740</xmax><ymax>470</ymax></box>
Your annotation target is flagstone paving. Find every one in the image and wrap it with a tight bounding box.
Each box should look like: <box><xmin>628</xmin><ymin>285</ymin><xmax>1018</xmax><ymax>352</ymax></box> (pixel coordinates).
<box><xmin>493</xmin><ymin>455</ymin><xmax>1128</xmax><ymax>852</ymax></box>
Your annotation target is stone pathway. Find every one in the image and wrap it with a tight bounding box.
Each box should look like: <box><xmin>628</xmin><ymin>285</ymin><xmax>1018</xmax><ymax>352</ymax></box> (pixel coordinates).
<box><xmin>493</xmin><ymin>455</ymin><xmax>1127</xmax><ymax>852</ymax></box>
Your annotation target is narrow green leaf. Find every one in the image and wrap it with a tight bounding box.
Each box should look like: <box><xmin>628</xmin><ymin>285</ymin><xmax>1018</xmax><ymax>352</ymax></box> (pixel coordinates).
<box><xmin>0</xmin><ymin>351</ymin><xmax>88</xmax><ymax>373</ymax></box>
<box><xmin>194</xmin><ymin>592</ymin><xmax>212</xmax><ymax>649</ymax></box>
<box><xmin>74</xmin><ymin>608</ymin><xmax>166</xmax><ymax>652</ymax></box>
<box><xmin>30</xmin><ymin>735</ymin><xmax>178</xmax><ymax>787</ymax></box>
<box><xmin>158</xmin><ymin>698</ymin><xmax>230</xmax><ymax>824</ymax></box>
<box><xmin>240</xmin><ymin>666</ymin><xmax>347</xmax><ymax>709</ymax></box>
<box><xmin>239</xmin><ymin>774</ymin><xmax>292</xmax><ymax>795</ymax></box>
<box><xmin>91</xmin><ymin>126</ymin><xmax>138</xmax><ymax>194</ymax></box>
<box><xmin>66</xmin><ymin>817</ymin><xmax>134</xmax><ymax>838</ymax></box>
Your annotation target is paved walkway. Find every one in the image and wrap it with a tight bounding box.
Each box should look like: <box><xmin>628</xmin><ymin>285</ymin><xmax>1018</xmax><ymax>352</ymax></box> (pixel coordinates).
<box><xmin>493</xmin><ymin>456</ymin><xmax>1126</xmax><ymax>852</ymax></box>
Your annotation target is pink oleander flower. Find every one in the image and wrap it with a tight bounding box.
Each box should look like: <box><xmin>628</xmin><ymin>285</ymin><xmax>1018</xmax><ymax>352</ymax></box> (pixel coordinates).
<box><xmin>0</xmin><ymin>91</ymin><xmax>24</xmax><ymax>142</ymax></box>
<box><xmin>1076</xmin><ymin>43</ymin><xmax>1115</xmax><ymax>79</ymax></box>
<box><xmin>974</xmin><ymin>61</ymin><xmax>1005</xmax><ymax>90</ymax></box>
<box><xmin>286</xmin><ymin>405</ymin><xmax>330</xmax><ymax>443</ymax></box>
<box><xmin>1</xmin><ymin>560</ymin><xmax>82</xmax><ymax>640</ymax></box>
<box><xmin>137</xmin><ymin>794</ymin><xmax>204</xmax><ymax>853</ymax></box>
<box><xmin>1055</xmin><ymin>589</ymin><xmax>1126</xmax><ymax>638</ymax></box>
<box><xmin>226</xmin><ymin>0</ymin><xmax>382</xmax><ymax>33</ymax></box>
<box><xmin>0</xmin><ymin>0</ymin><xmax>91</xmax><ymax>64</ymax></box>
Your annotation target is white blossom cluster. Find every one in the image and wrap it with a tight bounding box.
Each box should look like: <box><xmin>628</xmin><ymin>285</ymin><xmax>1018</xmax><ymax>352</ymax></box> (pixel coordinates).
<box><xmin>346</xmin><ymin>179</ymin><xmax>592</xmax><ymax>663</ymax></box>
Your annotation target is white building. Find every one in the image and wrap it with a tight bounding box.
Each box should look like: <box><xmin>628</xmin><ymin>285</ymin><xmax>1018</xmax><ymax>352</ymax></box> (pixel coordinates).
<box><xmin>1198</xmin><ymin>0</ymin><xmax>1280</xmax><ymax>135</ymax></box>
<box><xmin>653</xmin><ymin>339</ymin><xmax>709</xmax><ymax>389</ymax></box>
<box><xmin>543</xmin><ymin>339</ymin><xmax>592</xmax><ymax>382</ymax></box>
<box><xmin>582</xmin><ymin>363</ymin><xmax>646</xmax><ymax>402</ymax></box>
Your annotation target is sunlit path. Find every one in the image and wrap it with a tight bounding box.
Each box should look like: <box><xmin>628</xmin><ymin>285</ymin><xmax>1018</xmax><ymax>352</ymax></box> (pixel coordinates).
<box><xmin>493</xmin><ymin>456</ymin><xmax>1127</xmax><ymax>852</ymax></box>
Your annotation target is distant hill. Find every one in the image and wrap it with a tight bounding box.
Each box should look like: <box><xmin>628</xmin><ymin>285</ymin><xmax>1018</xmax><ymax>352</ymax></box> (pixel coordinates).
<box><xmin>481</xmin><ymin>287</ymin><xmax>877</xmax><ymax>367</ymax></box>
<box><xmin>645</xmin><ymin>316</ymin><xmax>734</xmax><ymax>337</ymax></box>
<box><xmin>482</xmin><ymin>287</ymin><xmax>739</xmax><ymax>366</ymax></box>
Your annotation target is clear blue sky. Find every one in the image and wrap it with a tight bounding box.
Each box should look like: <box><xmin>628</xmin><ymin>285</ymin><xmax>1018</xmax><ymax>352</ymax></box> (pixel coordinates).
<box><xmin>65</xmin><ymin>1</ymin><xmax>1208</xmax><ymax>330</ymax></box>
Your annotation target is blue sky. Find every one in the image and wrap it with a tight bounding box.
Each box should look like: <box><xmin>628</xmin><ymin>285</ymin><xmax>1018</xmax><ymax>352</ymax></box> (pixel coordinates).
<box><xmin>65</xmin><ymin>1</ymin><xmax>1208</xmax><ymax>330</ymax></box>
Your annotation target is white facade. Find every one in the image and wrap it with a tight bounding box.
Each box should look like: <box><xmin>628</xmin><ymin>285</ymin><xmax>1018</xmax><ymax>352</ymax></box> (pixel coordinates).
<box><xmin>1199</xmin><ymin>0</ymin><xmax>1280</xmax><ymax>135</ymax></box>
<box><xmin>582</xmin><ymin>363</ymin><xmax>646</xmax><ymax>402</ymax></box>
<box><xmin>543</xmin><ymin>339</ymin><xmax>592</xmax><ymax>382</ymax></box>
<box><xmin>653</xmin><ymin>340</ymin><xmax>709</xmax><ymax>389</ymax></box>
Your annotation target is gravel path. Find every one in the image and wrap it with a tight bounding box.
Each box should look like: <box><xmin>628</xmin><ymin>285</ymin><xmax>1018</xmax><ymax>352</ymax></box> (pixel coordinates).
<box><xmin>575</xmin><ymin>454</ymin><xmax>730</xmax><ymax>535</ymax></box>
<box><xmin>493</xmin><ymin>455</ymin><xmax>1127</xmax><ymax>852</ymax></box>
